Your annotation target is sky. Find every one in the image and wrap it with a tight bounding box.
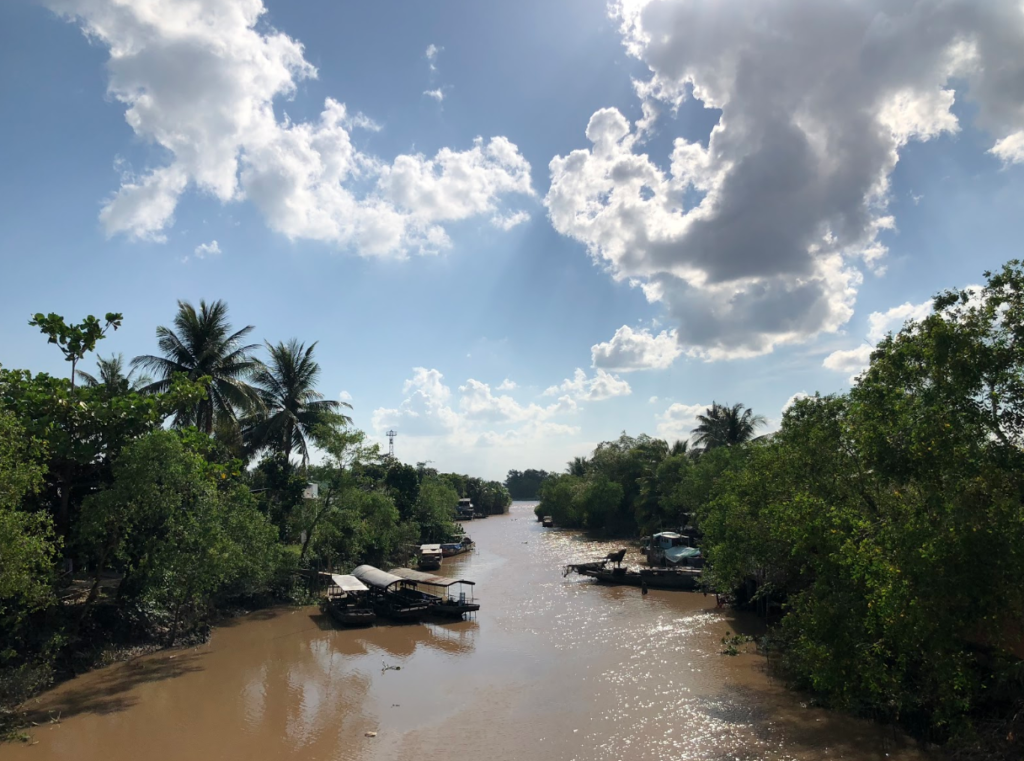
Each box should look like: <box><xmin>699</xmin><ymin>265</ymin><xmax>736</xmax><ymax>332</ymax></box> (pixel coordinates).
<box><xmin>2</xmin><ymin>0</ymin><xmax>1024</xmax><ymax>481</ymax></box>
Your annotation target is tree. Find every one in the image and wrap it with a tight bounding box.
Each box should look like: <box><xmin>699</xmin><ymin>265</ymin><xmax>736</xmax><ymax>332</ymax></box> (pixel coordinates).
<box><xmin>29</xmin><ymin>311</ymin><xmax>122</xmax><ymax>393</ymax></box>
<box><xmin>133</xmin><ymin>299</ymin><xmax>261</xmax><ymax>434</ymax></box>
<box><xmin>76</xmin><ymin>353</ymin><xmax>151</xmax><ymax>394</ymax></box>
<box><xmin>78</xmin><ymin>430</ymin><xmax>278</xmax><ymax>642</ymax></box>
<box><xmin>245</xmin><ymin>339</ymin><xmax>350</xmax><ymax>466</ymax></box>
<box><xmin>0</xmin><ymin>410</ymin><xmax>57</xmax><ymax>630</ymax></box>
<box><xmin>413</xmin><ymin>477</ymin><xmax>460</xmax><ymax>543</ymax></box>
<box><xmin>691</xmin><ymin>402</ymin><xmax>766</xmax><ymax>451</ymax></box>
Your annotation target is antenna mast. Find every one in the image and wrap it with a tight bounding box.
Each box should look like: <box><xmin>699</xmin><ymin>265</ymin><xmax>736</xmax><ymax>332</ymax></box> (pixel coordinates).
<box><xmin>386</xmin><ymin>429</ymin><xmax>398</xmax><ymax>460</ymax></box>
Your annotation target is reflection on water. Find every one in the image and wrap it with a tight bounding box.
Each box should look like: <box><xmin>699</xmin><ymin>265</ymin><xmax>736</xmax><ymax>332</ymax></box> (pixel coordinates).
<box><xmin>4</xmin><ymin>503</ymin><xmax>935</xmax><ymax>761</ymax></box>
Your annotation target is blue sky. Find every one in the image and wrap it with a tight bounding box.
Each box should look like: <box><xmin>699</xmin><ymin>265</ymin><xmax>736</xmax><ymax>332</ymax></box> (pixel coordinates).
<box><xmin>2</xmin><ymin>0</ymin><xmax>1024</xmax><ymax>480</ymax></box>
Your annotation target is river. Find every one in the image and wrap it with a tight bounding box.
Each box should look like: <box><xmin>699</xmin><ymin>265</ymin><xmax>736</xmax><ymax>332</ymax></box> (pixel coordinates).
<box><xmin>4</xmin><ymin>502</ymin><xmax>936</xmax><ymax>761</ymax></box>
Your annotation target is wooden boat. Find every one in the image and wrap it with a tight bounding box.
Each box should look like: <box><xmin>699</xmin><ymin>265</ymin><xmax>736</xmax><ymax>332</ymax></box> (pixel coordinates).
<box><xmin>352</xmin><ymin>565</ymin><xmax>430</xmax><ymax>621</ymax></box>
<box><xmin>321</xmin><ymin>574</ymin><xmax>375</xmax><ymax>627</ymax></box>
<box><xmin>542</xmin><ymin>516</ymin><xmax>554</xmax><ymax>527</ymax></box>
<box><xmin>389</xmin><ymin>568</ymin><xmax>480</xmax><ymax>618</ymax></box>
<box><xmin>440</xmin><ymin>536</ymin><xmax>474</xmax><ymax>557</ymax></box>
<box><xmin>455</xmin><ymin>497</ymin><xmax>476</xmax><ymax>521</ymax></box>
<box><xmin>563</xmin><ymin>560</ymin><xmax>702</xmax><ymax>591</ymax></box>
<box><xmin>418</xmin><ymin>544</ymin><xmax>443</xmax><ymax>571</ymax></box>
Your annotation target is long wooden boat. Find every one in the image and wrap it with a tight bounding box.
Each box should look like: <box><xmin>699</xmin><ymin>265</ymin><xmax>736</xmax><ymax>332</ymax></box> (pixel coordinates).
<box><xmin>353</xmin><ymin>565</ymin><xmax>430</xmax><ymax>621</ymax></box>
<box><xmin>440</xmin><ymin>536</ymin><xmax>474</xmax><ymax>557</ymax></box>
<box><xmin>564</xmin><ymin>561</ymin><xmax>702</xmax><ymax>591</ymax></box>
<box><xmin>321</xmin><ymin>574</ymin><xmax>376</xmax><ymax>627</ymax></box>
<box><xmin>389</xmin><ymin>567</ymin><xmax>480</xmax><ymax>618</ymax></box>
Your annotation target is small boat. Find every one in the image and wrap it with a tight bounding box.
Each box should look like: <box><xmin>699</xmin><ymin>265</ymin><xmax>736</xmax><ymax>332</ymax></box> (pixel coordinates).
<box><xmin>563</xmin><ymin>560</ymin><xmax>702</xmax><ymax>591</ymax></box>
<box><xmin>647</xmin><ymin>531</ymin><xmax>703</xmax><ymax>568</ymax></box>
<box><xmin>321</xmin><ymin>574</ymin><xmax>375</xmax><ymax>627</ymax></box>
<box><xmin>389</xmin><ymin>567</ymin><xmax>480</xmax><ymax>618</ymax></box>
<box><xmin>418</xmin><ymin>544</ymin><xmax>443</xmax><ymax>571</ymax></box>
<box><xmin>542</xmin><ymin>516</ymin><xmax>554</xmax><ymax>527</ymax></box>
<box><xmin>353</xmin><ymin>565</ymin><xmax>430</xmax><ymax>622</ymax></box>
<box><xmin>440</xmin><ymin>536</ymin><xmax>474</xmax><ymax>557</ymax></box>
<box><xmin>455</xmin><ymin>497</ymin><xmax>476</xmax><ymax>521</ymax></box>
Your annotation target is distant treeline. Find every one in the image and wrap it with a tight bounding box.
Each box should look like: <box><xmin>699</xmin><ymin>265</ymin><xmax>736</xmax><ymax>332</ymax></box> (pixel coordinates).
<box><xmin>503</xmin><ymin>468</ymin><xmax>550</xmax><ymax>500</ymax></box>
<box><xmin>538</xmin><ymin>262</ymin><xmax>1024</xmax><ymax>757</ymax></box>
<box><xmin>0</xmin><ymin>300</ymin><xmax>509</xmax><ymax>735</ymax></box>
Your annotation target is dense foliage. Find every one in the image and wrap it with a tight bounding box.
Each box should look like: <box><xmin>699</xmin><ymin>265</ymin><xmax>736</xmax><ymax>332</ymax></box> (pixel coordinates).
<box><xmin>0</xmin><ymin>300</ymin><xmax>507</xmax><ymax>731</ymax></box>
<box><xmin>504</xmin><ymin>468</ymin><xmax>550</xmax><ymax>500</ymax></box>
<box><xmin>538</xmin><ymin>263</ymin><xmax>1024</xmax><ymax>750</ymax></box>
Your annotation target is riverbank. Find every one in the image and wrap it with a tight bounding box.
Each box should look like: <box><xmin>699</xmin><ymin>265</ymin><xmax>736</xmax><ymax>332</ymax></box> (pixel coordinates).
<box><xmin>1</xmin><ymin>504</ymin><xmax>942</xmax><ymax>761</ymax></box>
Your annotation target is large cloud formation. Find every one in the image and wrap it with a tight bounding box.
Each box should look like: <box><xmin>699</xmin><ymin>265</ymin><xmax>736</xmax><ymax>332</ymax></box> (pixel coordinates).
<box><xmin>47</xmin><ymin>0</ymin><xmax>533</xmax><ymax>254</ymax></box>
<box><xmin>547</xmin><ymin>0</ymin><xmax>1024</xmax><ymax>359</ymax></box>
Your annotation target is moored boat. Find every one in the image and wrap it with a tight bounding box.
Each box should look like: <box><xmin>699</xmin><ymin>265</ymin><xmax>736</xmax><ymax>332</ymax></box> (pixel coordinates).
<box><xmin>321</xmin><ymin>574</ymin><xmax>376</xmax><ymax>627</ymax></box>
<box><xmin>646</xmin><ymin>531</ymin><xmax>703</xmax><ymax>568</ymax></box>
<box><xmin>563</xmin><ymin>560</ymin><xmax>702</xmax><ymax>591</ymax></box>
<box><xmin>418</xmin><ymin>544</ymin><xmax>443</xmax><ymax>570</ymax></box>
<box><xmin>388</xmin><ymin>567</ymin><xmax>480</xmax><ymax>618</ymax></box>
<box><xmin>440</xmin><ymin>535</ymin><xmax>474</xmax><ymax>557</ymax></box>
<box><xmin>542</xmin><ymin>516</ymin><xmax>554</xmax><ymax>527</ymax></box>
<box><xmin>353</xmin><ymin>565</ymin><xmax>430</xmax><ymax>621</ymax></box>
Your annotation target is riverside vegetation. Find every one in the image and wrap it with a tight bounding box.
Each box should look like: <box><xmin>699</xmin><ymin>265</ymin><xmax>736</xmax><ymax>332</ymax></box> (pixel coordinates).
<box><xmin>0</xmin><ymin>299</ymin><xmax>509</xmax><ymax>738</ymax></box>
<box><xmin>535</xmin><ymin>262</ymin><xmax>1024</xmax><ymax>758</ymax></box>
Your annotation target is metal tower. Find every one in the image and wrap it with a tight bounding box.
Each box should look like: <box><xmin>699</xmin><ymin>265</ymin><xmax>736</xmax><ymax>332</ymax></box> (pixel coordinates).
<box><xmin>386</xmin><ymin>429</ymin><xmax>397</xmax><ymax>459</ymax></box>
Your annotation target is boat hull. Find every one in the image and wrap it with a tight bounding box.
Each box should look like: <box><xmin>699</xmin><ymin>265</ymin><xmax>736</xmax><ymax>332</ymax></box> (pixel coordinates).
<box><xmin>574</xmin><ymin>566</ymin><xmax>702</xmax><ymax>591</ymax></box>
<box><xmin>429</xmin><ymin>601</ymin><xmax>480</xmax><ymax>618</ymax></box>
<box><xmin>371</xmin><ymin>596</ymin><xmax>429</xmax><ymax>622</ymax></box>
<box><xmin>323</xmin><ymin>601</ymin><xmax>376</xmax><ymax>627</ymax></box>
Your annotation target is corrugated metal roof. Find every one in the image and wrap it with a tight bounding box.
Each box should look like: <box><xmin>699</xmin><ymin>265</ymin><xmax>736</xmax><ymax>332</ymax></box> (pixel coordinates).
<box><xmin>653</xmin><ymin>531</ymin><xmax>683</xmax><ymax>539</ymax></box>
<box><xmin>352</xmin><ymin>565</ymin><xmax>409</xmax><ymax>590</ymax></box>
<box><xmin>330</xmin><ymin>574</ymin><xmax>368</xmax><ymax>593</ymax></box>
<box><xmin>388</xmin><ymin>567</ymin><xmax>475</xmax><ymax>587</ymax></box>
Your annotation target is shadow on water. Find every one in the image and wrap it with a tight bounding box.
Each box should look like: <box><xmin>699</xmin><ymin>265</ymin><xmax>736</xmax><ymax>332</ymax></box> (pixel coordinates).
<box><xmin>23</xmin><ymin>652</ymin><xmax>205</xmax><ymax>723</ymax></box>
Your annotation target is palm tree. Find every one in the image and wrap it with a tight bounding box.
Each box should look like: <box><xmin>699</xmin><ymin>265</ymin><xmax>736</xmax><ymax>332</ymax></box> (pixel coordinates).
<box><xmin>690</xmin><ymin>402</ymin><xmax>766</xmax><ymax>452</ymax></box>
<box><xmin>567</xmin><ymin>455</ymin><xmax>589</xmax><ymax>477</ymax></box>
<box><xmin>133</xmin><ymin>300</ymin><xmax>262</xmax><ymax>433</ymax></box>
<box><xmin>244</xmin><ymin>339</ymin><xmax>352</xmax><ymax>466</ymax></box>
<box><xmin>76</xmin><ymin>353</ymin><xmax>151</xmax><ymax>393</ymax></box>
<box><xmin>669</xmin><ymin>439</ymin><xmax>690</xmax><ymax>457</ymax></box>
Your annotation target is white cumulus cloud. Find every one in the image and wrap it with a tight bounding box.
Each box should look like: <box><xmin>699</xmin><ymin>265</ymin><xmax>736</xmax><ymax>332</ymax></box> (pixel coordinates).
<box><xmin>655</xmin><ymin>402</ymin><xmax>707</xmax><ymax>443</ymax></box>
<box><xmin>423</xmin><ymin>88</ymin><xmax>445</xmax><ymax>102</ymax></box>
<box><xmin>543</xmin><ymin>368</ymin><xmax>632</xmax><ymax>401</ymax></box>
<box><xmin>823</xmin><ymin>296</ymin><xmax>933</xmax><ymax>381</ymax></box>
<box><xmin>425</xmin><ymin>43</ymin><xmax>441</xmax><ymax>71</ymax></box>
<box><xmin>547</xmin><ymin>0</ymin><xmax>1024</xmax><ymax>360</ymax></box>
<box><xmin>47</xmin><ymin>0</ymin><xmax>532</xmax><ymax>255</ymax></box>
<box><xmin>491</xmin><ymin>210</ymin><xmax>531</xmax><ymax>231</ymax></box>
<box><xmin>193</xmin><ymin>240</ymin><xmax>221</xmax><ymax>258</ymax></box>
<box><xmin>339</xmin><ymin>390</ymin><xmax>352</xmax><ymax>403</ymax></box>
<box><xmin>591</xmin><ymin>325</ymin><xmax>682</xmax><ymax>371</ymax></box>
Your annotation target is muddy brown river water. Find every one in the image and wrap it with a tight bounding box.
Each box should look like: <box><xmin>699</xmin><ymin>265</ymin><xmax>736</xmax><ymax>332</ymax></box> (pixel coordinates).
<box><xmin>4</xmin><ymin>502</ymin><xmax>938</xmax><ymax>761</ymax></box>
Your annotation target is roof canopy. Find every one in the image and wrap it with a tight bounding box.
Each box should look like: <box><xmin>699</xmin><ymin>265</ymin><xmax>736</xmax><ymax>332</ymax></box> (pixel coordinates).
<box><xmin>420</xmin><ymin>544</ymin><xmax>443</xmax><ymax>553</ymax></box>
<box><xmin>653</xmin><ymin>531</ymin><xmax>683</xmax><ymax>539</ymax></box>
<box><xmin>388</xmin><ymin>567</ymin><xmax>475</xmax><ymax>587</ymax></box>
<box><xmin>352</xmin><ymin>564</ymin><xmax>410</xmax><ymax>591</ymax></box>
<box><xmin>329</xmin><ymin>574</ymin><xmax>368</xmax><ymax>593</ymax></box>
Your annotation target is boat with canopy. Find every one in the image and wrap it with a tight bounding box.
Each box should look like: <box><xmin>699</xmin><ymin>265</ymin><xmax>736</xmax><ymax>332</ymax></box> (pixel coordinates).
<box><xmin>387</xmin><ymin>568</ymin><xmax>479</xmax><ymax>617</ymax></box>
<box><xmin>352</xmin><ymin>565</ymin><xmax>430</xmax><ymax>621</ymax></box>
<box><xmin>320</xmin><ymin>574</ymin><xmax>375</xmax><ymax>627</ymax></box>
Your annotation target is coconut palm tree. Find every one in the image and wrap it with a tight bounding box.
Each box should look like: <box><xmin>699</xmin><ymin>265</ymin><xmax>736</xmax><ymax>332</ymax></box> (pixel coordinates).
<box><xmin>76</xmin><ymin>353</ymin><xmax>151</xmax><ymax>393</ymax></box>
<box><xmin>133</xmin><ymin>300</ymin><xmax>262</xmax><ymax>433</ymax></box>
<box><xmin>244</xmin><ymin>339</ymin><xmax>352</xmax><ymax>466</ymax></box>
<box><xmin>690</xmin><ymin>402</ymin><xmax>766</xmax><ymax>452</ymax></box>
